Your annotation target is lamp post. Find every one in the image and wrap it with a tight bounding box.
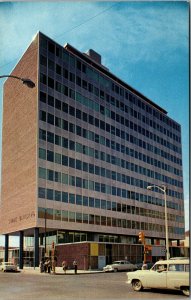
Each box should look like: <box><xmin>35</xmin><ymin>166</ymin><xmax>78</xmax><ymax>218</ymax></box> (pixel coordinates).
<box><xmin>0</xmin><ymin>75</ymin><xmax>35</xmax><ymax>88</ymax></box>
<box><xmin>147</xmin><ymin>185</ymin><xmax>169</xmax><ymax>260</ymax></box>
<box><xmin>44</xmin><ymin>208</ymin><xmax>47</xmax><ymax>258</ymax></box>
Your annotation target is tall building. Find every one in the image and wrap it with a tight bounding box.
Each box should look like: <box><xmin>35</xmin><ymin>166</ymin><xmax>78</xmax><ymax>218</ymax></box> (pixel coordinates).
<box><xmin>0</xmin><ymin>32</ymin><xmax>185</xmax><ymax>268</ymax></box>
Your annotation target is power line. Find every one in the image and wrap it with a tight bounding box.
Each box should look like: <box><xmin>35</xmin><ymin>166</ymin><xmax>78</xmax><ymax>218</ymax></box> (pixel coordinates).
<box><xmin>55</xmin><ymin>3</ymin><xmax>118</xmax><ymax>39</ymax></box>
<box><xmin>0</xmin><ymin>3</ymin><xmax>118</xmax><ymax>71</ymax></box>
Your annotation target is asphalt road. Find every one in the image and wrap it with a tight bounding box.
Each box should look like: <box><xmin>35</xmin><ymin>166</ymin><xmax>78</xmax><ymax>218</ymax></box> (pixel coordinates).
<box><xmin>0</xmin><ymin>271</ymin><xmax>185</xmax><ymax>300</ymax></box>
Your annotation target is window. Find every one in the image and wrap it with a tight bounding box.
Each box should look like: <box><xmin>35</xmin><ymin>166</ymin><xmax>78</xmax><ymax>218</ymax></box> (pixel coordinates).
<box><xmin>47</xmin><ymin>150</ymin><xmax>54</xmax><ymax>162</ymax></box>
<box><xmin>40</xmin><ymin>110</ymin><xmax>46</xmax><ymax>122</ymax></box>
<box><xmin>39</xmin><ymin>148</ymin><xmax>46</xmax><ymax>160</ymax></box>
<box><xmin>56</xmin><ymin>64</ymin><xmax>61</xmax><ymax>75</ymax></box>
<box><xmin>38</xmin><ymin>187</ymin><xmax>45</xmax><ymax>198</ymax></box>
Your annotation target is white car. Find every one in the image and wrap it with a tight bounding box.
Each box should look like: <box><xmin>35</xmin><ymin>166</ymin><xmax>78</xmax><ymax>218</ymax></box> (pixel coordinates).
<box><xmin>0</xmin><ymin>262</ymin><xmax>18</xmax><ymax>272</ymax></box>
<box><xmin>103</xmin><ymin>260</ymin><xmax>137</xmax><ymax>272</ymax></box>
<box><xmin>126</xmin><ymin>258</ymin><xmax>189</xmax><ymax>296</ymax></box>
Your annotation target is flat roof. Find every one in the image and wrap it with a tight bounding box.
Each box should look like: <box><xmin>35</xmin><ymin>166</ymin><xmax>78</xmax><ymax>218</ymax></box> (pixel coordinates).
<box><xmin>64</xmin><ymin>43</ymin><xmax>167</xmax><ymax>115</ymax></box>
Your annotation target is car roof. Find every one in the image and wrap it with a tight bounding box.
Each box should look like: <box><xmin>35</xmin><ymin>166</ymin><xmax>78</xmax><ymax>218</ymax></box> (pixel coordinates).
<box><xmin>155</xmin><ymin>259</ymin><xmax>189</xmax><ymax>264</ymax></box>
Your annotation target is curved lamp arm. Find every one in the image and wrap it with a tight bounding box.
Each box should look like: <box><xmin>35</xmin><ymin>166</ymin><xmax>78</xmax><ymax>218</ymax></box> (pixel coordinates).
<box><xmin>0</xmin><ymin>75</ymin><xmax>35</xmax><ymax>88</ymax></box>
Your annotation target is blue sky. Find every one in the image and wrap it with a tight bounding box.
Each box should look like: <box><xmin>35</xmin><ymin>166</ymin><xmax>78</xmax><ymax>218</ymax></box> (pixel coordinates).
<box><xmin>0</xmin><ymin>1</ymin><xmax>189</xmax><ymax>246</ymax></box>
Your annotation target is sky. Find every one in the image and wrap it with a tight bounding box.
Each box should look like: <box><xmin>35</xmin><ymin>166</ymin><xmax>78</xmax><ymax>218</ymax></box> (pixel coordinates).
<box><xmin>0</xmin><ymin>1</ymin><xmax>189</xmax><ymax>246</ymax></box>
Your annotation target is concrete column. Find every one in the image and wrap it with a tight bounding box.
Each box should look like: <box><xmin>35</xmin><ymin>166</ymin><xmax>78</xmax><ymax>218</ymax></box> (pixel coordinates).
<box><xmin>19</xmin><ymin>231</ymin><xmax>24</xmax><ymax>269</ymax></box>
<box><xmin>34</xmin><ymin>228</ymin><xmax>39</xmax><ymax>267</ymax></box>
<box><xmin>4</xmin><ymin>234</ymin><xmax>9</xmax><ymax>262</ymax></box>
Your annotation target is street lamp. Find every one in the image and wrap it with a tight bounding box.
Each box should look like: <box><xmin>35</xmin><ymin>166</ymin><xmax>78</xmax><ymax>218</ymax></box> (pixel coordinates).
<box><xmin>0</xmin><ymin>75</ymin><xmax>35</xmax><ymax>88</ymax></box>
<box><xmin>44</xmin><ymin>208</ymin><xmax>47</xmax><ymax>258</ymax></box>
<box><xmin>147</xmin><ymin>185</ymin><xmax>170</xmax><ymax>260</ymax></box>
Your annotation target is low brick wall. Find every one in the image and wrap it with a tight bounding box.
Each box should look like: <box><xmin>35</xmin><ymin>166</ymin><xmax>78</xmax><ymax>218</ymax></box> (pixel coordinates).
<box><xmin>56</xmin><ymin>243</ymin><xmax>90</xmax><ymax>270</ymax></box>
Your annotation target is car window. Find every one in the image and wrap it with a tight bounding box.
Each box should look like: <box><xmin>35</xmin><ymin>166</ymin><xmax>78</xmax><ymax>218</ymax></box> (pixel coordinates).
<box><xmin>185</xmin><ymin>264</ymin><xmax>189</xmax><ymax>272</ymax></box>
<box><xmin>169</xmin><ymin>264</ymin><xmax>187</xmax><ymax>272</ymax></box>
<box><xmin>153</xmin><ymin>264</ymin><xmax>167</xmax><ymax>272</ymax></box>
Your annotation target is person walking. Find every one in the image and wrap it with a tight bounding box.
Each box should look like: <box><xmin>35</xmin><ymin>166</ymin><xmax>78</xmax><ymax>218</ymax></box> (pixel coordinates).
<box><xmin>62</xmin><ymin>260</ymin><xmax>68</xmax><ymax>274</ymax></box>
<box><xmin>73</xmin><ymin>259</ymin><xmax>77</xmax><ymax>274</ymax></box>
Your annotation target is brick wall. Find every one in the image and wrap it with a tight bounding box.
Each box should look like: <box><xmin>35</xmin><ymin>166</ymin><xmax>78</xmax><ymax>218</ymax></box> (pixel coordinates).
<box><xmin>56</xmin><ymin>243</ymin><xmax>90</xmax><ymax>270</ymax></box>
<box><xmin>0</xmin><ymin>34</ymin><xmax>39</xmax><ymax>234</ymax></box>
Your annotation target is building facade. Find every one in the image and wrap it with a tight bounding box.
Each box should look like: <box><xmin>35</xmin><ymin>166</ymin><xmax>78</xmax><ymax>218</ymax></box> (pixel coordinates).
<box><xmin>0</xmin><ymin>32</ymin><xmax>185</xmax><ymax>268</ymax></box>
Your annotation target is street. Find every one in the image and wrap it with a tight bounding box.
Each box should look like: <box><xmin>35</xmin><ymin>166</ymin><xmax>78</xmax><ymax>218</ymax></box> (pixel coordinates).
<box><xmin>0</xmin><ymin>270</ymin><xmax>185</xmax><ymax>300</ymax></box>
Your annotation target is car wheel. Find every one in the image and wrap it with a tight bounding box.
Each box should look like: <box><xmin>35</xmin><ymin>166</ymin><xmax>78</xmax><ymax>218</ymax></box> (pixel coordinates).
<box><xmin>182</xmin><ymin>287</ymin><xmax>190</xmax><ymax>297</ymax></box>
<box><xmin>114</xmin><ymin>268</ymin><xmax>118</xmax><ymax>272</ymax></box>
<box><xmin>132</xmin><ymin>280</ymin><xmax>143</xmax><ymax>291</ymax></box>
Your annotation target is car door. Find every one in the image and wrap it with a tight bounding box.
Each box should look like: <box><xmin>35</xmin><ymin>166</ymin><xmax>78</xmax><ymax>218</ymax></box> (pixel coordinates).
<box><xmin>147</xmin><ymin>264</ymin><xmax>167</xmax><ymax>289</ymax></box>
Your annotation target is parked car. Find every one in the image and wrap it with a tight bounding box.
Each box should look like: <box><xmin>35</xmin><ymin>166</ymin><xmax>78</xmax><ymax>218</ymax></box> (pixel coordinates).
<box><xmin>0</xmin><ymin>262</ymin><xmax>18</xmax><ymax>272</ymax></box>
<box><xmin>126</xmin><ymin>258</ymin><xmax>189</xmax><ymax>296</ymax></box>
<box><xmin>103</xmin><ymin>260</ymin><xmax>137</xmax><ymax>272</ymax></box>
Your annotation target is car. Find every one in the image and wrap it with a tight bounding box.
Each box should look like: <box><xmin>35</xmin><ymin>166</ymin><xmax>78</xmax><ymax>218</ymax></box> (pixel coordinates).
<box><xmin>126</xmin><ymin>258</ymin><xmax>190</xmax><ymax>296</ymax></box>
<box><xmin>103</xmin><ymin>260</ymin><xmax>137</xmax><ymax>272</ymax></box>
<box><xmin>0</xmin><ymin>262</ymin><xmax>18</xmax><ymax>272</ymax></box>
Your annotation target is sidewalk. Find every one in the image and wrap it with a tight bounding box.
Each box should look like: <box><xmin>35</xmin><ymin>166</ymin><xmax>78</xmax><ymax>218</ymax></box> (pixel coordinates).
<box><xmin>20</xmin><ymin>267</ymin><xmax>103</xmax><ymax>275</ymax></box>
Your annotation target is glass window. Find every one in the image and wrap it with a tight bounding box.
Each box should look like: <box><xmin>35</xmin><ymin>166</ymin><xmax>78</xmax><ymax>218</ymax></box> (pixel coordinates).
<box><xmin>39</xmin><ymin>129</ymin><xmax>46</xmax><ymax>141</ymax></box>
<box><xmin>39</xmin><ymin>110</ymin><xmax>46</xmax><ymax>122</ymax></box>
<box><xmin>76</xmin><ymin>177</ymin><xmax>82</xmax><ymax>188</ymax></box>
<box><xmin>55</xmin><ymin>135</ymin><xmax>61</xmax><ymax>146</ymax></box>
<box><xmin>55</xmin><ymin>153</ymin><xmax>61</xmax><ymax>164</ymax></box>
<box><xmin>47</xmin><ymin>169</ymin><xmax>54</xmax><ymax>181</ymax></box>
<box><xmin>83</xmin><ymin>214</ymin><xmax>88</xmax><ymax>224</ymax></box>
<box><xmin>62</xmin><ymin>210</ymin><xmax>68</xmax><ymax>222</ymax></box>
<box><xmin>39</xmin><ymin>167</ymin><xmax>46</xmax><ymax>179</ymax></box>
<box><xmin>46</xmin><ymin>208</ymin><xmax>53</xmax><ymax>220</ymax></box>
<box><xmin>62</xmin><ymin>192</ymin><xmax>68</xmax><ymax>203</ymax></box>
<box><xmin>38</xmin><ymin>187</ymin><xmax>45</xmax><ymax>198</ymax></box>
<box><xmin>69</xmin><ymin>193</ymin><xmax>75</xmax><ymax>204</ymax></box>
<box><xmin>69</xmin><ymin>212</ymin><xmax>75</xmax><ymax>222</ymax></box>
<box><xmin>76</xmin><ymin>195</ymin><xmax>82</xmax><ymax>205</ymax></box>
<box><xmin>47</xmin><ymin>189</ymin><xmax>54</xmax><ymax>200</ymax></box>
<box><xmin>95</xmin><ymin>198</ymin><xmax>100</xmax><ymax>208</ymax></box>
<box><xmin>83</xmin><ymin>196</ymin><xmax>88</xmax><ymax>206</ymax></box>
<box><xmin>55</xmin><ymin>190</ymin><xmax>61</xmax><ymax>201</ymax></box>
<box><xmin>39</xmin><ymin>148</ymin><xmax>46</xmax><ymax>160</ymax></box>
<box><xmin>47</xmin><ymin>150</ymin><xmax>54</xmax><ymax>162</ymax></box>
<box><xmin>89</xmin><ymin>197</ymin><xmax>94</xmax><ymax>207</ymax></box>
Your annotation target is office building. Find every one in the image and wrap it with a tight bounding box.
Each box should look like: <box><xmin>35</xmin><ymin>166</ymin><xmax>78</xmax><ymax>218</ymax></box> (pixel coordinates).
<box><xmin>0</xmin><ymin>32</ymin><xmax>185</xmax><ymax>268</ymax></box>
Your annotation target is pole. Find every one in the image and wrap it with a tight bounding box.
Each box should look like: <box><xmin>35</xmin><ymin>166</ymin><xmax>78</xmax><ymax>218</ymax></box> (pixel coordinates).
<box><xmin>44</xmin><ymin>208</ymin><xmax>47</xmax><ymax>257</ymax></box>
<box><xmin>164</xmin><ymin>186</ymin><xmax>170</xmax><ymax>259</ymax></box>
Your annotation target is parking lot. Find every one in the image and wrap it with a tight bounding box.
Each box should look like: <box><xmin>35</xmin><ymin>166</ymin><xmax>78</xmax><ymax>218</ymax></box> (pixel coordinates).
<box><xmin>0</xmin><ymin>269</ymin><xmax>185</xmax><ymax>300</ymax></box>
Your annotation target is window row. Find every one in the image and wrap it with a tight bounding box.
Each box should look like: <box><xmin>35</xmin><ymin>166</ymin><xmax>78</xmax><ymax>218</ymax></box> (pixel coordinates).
<box><xmin>39</xmin><ymin>147</ymin><xmax>183</xmax><ymax>190</ymax></box>
<box><xmin>40</xmin><ymin>106</ymin><xmax>182</xmax><ymax>170</ymax></box>
<box><xmin>40</xmin><ymin>67</ymin><xmax>181</xmax><ymax>144</ymax></box>
<box><xmin>39</xmin><ymin>129</ymin><xmax>183</xmax><ymax>199</ymax></box>
<box><xmin>40</xmin><ymin>90</ymin><xmax>181</xmax><ymax>154</ymax></box>
<box><xmin>40</xmin><ymin>42</ymin><xmax>181</xmax><ymax>133</ymax></box>
<box><xmin>38</xmin><ymin>167</ymin><xmax>180</xmax><ymax>209</ymax></box>
<box><xmin>38</xmin><ymin>207</ymin><xmax>184</xmax><ymax>235</ymax></box>
<box><xmin>38</xmin><ymin>187</ymin><xmax>183</xmax><ymax>223</ymax></box>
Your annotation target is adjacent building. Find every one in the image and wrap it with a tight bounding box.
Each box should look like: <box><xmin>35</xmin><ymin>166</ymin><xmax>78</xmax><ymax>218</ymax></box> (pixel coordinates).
<box><xmin>0</xmin><ymin>32</ymin><xmax>185</xmax><ymax>268</ymax></box>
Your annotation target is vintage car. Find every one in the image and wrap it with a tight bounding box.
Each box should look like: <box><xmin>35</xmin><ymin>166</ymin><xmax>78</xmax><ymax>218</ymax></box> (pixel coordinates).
<box><xmin>103</xmin><ymin>260</ymin><xmax>137</xmax><ymax>272</ymax></box>
<box><xmin>0</xmin><ymin>262</ymin><xmax>18</xmax><ymax>272</ymax></box>
<box><xmin>126</xmin><ymin>258</ymin><xmax>190</xmax><ymax>296</ymax></box>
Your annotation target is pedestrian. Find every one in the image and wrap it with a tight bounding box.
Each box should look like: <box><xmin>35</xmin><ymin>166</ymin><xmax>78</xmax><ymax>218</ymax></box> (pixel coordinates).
<box><xmin>44</xmin><ymin>259</ymin><xmax>48</xmax><ymax>273</ymax></box>
<box><xmin>141</xmin><ymin>262</ymin><xmax>148</xmax><ymax>270</ymax></box>
<box><xmin>46</xmin><ymin>258</ymin><xmax>51</xmax><ymax>273</ymax></box>
<box><xmin>40</xmin><ymin>260</ymin><xmax>44</xmax><ymax>273</ymax></box>
<box><xmin>73</xmin><ymin>259</ymin><xmax>77</xmax><ymax>274</ymax></box>
<box><xmin>62</xmin><ymin>260</ymin><xmax>68</xmax><ymax>274</ymax></box>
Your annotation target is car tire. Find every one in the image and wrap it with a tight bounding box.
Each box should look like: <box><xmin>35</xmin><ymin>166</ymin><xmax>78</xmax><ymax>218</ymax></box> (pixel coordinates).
<box><xmin>132</xmin><ymin>280</ymin><xmax>143</xmax><ymax>291</ymax></box>
<box><xmin>114</xmin><ymin>268</ymin><xmax>118</xmax><ymax>272</ymax></box>
<box><xmin>182</xmin><ymin>287</ymin><xmax>189</xmax><ymax>297</ymax></box>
